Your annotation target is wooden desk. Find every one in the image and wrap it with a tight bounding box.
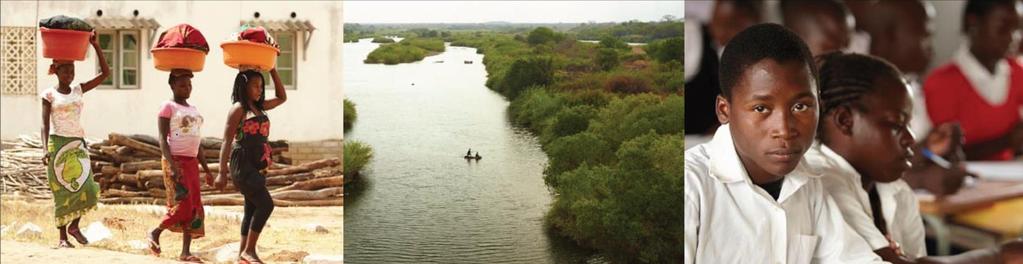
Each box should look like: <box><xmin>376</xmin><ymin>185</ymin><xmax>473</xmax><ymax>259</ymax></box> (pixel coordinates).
<box><xmin>917</xmin><ymin>179</ymin><xmax>1023</xmax><ymax>255</ymax></box>
<box><xmin>917</xmin><ymin>180</ymin><xmax>1023</xmax><ymax>215</ymax></box>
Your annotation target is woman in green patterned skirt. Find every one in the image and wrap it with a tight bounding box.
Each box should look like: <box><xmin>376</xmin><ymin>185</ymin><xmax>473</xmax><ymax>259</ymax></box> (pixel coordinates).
<box><xmin>39</xmin><ymin>31</ymin><xmax>110</xmax><ymax>248</ymax></box>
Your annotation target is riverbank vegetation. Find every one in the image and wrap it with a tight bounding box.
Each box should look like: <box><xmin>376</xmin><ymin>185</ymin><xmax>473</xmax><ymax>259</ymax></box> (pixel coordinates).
<box><xmin>364</xmin><ymin>37</ymin><xmax>446</xmax><ymax>65</ymax></box>
<box><xmin>570</xmin><ymin>16</ymin><xmax>683</xmax><ymax>43</ymax></box>
<box><xmin>449</xmin><ymin>20</ymin><xmax>683</xmax><ymax>262</ymax></box>
<box><xmin>347</xmin><ymin>19</ymin><xmax>683</xmax><ymax>262</ymax></box>
<box><xmin>343</xmin><ymin>98</ymin><xmax>373</xmax><ymax>179</ymax></box>
<box><xmin>343</xmin><ymin>98</ymin><xmax>357</xmax><ymax>133</ymax></box>
<box><xmin>343</xmin><ymin>140</ymin><xmax>373</xmax><ymax>178</ymax></box>
<box><xmin>371</xmin><ymin>37</ymin><xmax>395</xmax><ymax>43</ymax></box>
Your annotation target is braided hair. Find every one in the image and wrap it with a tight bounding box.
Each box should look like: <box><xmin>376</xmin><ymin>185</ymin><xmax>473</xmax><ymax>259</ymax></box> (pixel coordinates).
<box><xmin>816</xmin><ymin>52</ymin><xmax>904</xmax><ymax>139</ymax></box>
<box><xmin>232</xmin><ymin>70</ymin><xmax>266</xmax><ymax>112</ymax></box>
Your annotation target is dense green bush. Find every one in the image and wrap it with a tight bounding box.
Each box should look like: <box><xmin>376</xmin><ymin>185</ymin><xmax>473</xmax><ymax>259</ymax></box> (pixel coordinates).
<box><xmin>646</xmin><ymin>37</ymin><xmax>683</xmax><ymax>63</ymax></box>
<box><xmin>498</xmin><ymin>56</ymin><xmax>554</xmax><ymax>99</ymax></box>
<box><xmin>571</xmin><ymin>20</ymin><xmax>683</xmax><ymax>43</ymax></box>
<box><xmin>546</xmin><ymin>132</ymin><xmax>684</xmax><ymax>262</ymax></box>
<box><xmin>371</xmin><ymin>37</ymin><xmax>395</xmax><ymax>43</ymax></box>
<box><xmin>599</xmin><ymin>35</ymin><xmax>629</xmax><ymax>50</ymax></box>
<box><xmin>542</xmin><ymin>104</ymin><xmax>598</xmax><ymax>144</ymax></box>
<box><xmin>527</xmin><ymin>27</ymin><xmax>560</xmax><ymax>45</ymax></box>
<box><xmin>588</xmin><ymin>94</ymin><xmax>684</xmax><ymax>150</ymax></box>
<box><xmin>508</xmin><ymin>87</ymin><xmax>566</xmax><ymax>131</ymax></box>
<box><xmin>343</xmin><ymin>98</ymin><xmax>357</xmax><ymax>133</ymax></box>
<box><xmin>596</xmin><ymin>48</ymin><xmax>621</xmax><ymax>72</ymax></box>
<box><xmin>364</xmin><ymin>37</ymin><xmax>445</xmax><ymax>64</ymax></box>
<box><xmin>343</xmin><ymin>140</ymin><xmax>374</xmax><ymax>177</ymax></box>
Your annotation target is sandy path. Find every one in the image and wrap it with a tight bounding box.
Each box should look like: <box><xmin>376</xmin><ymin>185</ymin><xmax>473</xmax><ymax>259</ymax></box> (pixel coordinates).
<box><xmin>0</xmin><ymin>239</ymin><xmax>178</xmax><ymax>263</ymax></box>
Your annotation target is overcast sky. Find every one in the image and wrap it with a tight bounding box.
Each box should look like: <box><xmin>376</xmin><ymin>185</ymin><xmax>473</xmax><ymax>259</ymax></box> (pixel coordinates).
<box><xmin>343</xmin><ymin>1</ymin><xmax>683</xmax><ymax>23</ymax></box>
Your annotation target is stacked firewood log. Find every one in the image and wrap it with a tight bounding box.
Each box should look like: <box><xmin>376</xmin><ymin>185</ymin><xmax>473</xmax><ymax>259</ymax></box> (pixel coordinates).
<box><xmin>1</xmin><ymin>134</ymin><xmax>343</xmax><ymax>206</ymax></box>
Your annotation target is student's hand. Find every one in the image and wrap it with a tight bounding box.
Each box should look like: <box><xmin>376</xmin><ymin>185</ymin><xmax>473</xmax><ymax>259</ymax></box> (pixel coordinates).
<box><xmin>925</xmin><ymin>123</ymin><xmax>961</xmax><ymax>157</ymax></box>
<box><xmin>906</xmin><ymin>162</ymin><xmax>968</xmax><ymax>197</ymax></box>
<box><xmin>929</xmin><ymin>168</ymin><xmax>967</xmax><ymax>197</ymax></box>
<box><xmin>41</xmin><ymin>153</ymin><xmax>49</xmax><ymax>166</ymax></box>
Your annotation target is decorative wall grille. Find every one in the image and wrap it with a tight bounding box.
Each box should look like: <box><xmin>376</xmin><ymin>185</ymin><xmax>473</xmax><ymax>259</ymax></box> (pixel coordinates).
<box><xmin>1</xmin><ymin>26</ymin><xmax>37</xmax><ymax>96</ymax></box>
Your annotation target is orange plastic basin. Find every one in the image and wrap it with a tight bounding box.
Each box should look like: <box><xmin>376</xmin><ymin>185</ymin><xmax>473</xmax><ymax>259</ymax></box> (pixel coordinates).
<box><xmin>152</xmin><ymin>48</ymin><xmax>207</xmax><ymax>72</ymax></box>
<box><xmin>221</xmin><ymin>41</ymin><xmax>279</xmax><ymax>71</ymax></box>
<box><xmin>40</xmin><ymin>27</ymin><xmax>92</xmax><ymax>61</ymax></box>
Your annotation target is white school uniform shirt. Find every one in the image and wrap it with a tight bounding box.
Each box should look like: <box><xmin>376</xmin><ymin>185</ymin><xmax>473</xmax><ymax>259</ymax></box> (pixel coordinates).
<box><xmin>906</xmin><ymin>76</ymin><xmax>932</xmax><ymax>139</ymax></box>
<box><xmin>808</xmin><ymin>145</ymin><xmax>927</xmax><ymax>259</ymax></box>
<box><xmin>684</xmin><ymin>124</ymin><xmax>887</xmax><ymax>264</ymax></box>
<box><xmin>684</xmin><ymin>22</ymin><xmax>725</xmax><ymax>82</ymax></box>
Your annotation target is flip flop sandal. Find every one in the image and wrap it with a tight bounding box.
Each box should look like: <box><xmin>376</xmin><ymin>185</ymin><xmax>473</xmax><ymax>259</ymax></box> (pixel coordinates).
<box><xmin>240</xmin><ymin>254</ymin><xmax>264</xmax><ymax>264</ymax></box>
<box><xmin>147</xmin><ymin>236</ymin><xmax>162</xmax><ymax>255</ymax></box>
<box><xmin>55</xmin><ymin>240</ymin><xmax>74</xmax><ymax>249</ymax></box>
<box><xmin>68</xmin><ymin>228</ymin><xmax>89</xmax><ymax>245</ymax></box>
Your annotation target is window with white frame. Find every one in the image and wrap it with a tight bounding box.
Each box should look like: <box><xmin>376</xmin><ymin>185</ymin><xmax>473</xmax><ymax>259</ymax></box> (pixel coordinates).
<box><xmin>262</xmin><ymin>31</ymin><xmax>297</xmax><ymax>90</ymax></box>
<box><xmin>97</xmin><ymin>30</ymin><xmax>140</xmax><ymax>89</ymax></box>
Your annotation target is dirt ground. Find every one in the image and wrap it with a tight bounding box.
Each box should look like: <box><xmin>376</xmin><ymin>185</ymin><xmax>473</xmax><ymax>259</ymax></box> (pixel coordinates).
<box><xmin>0</xmin><ymin>195</ymin><xmax>342</xmax><ymax>263</ymax></box>
<box><xmin>0</xmin><ymin>239</ymin><xmax>179</xmax><ymax>263</ymax></box>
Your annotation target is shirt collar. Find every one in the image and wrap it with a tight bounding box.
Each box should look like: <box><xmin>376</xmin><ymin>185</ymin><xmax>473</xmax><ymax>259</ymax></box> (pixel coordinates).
<box><xmin>954</xmin><ymin>43</ymin><xmax>1009</xmax><ymax>79</ymax></box>
<box><xmin>814</xmin><ymin>144</ymin><xmax>863</xmax><ymax>187</ymax></box>
<box><xmin>953</xmin><ymin>43</ymin><xmax>1011</xmax><ymax>105</ymax></box>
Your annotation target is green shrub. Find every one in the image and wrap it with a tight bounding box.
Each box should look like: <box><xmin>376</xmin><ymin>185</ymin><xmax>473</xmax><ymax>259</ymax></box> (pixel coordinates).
<box><xmin>364</xmin><ymin>37</ymin><xmax>445</xmax><ymax>64</ymax></box>
<box><xmin>343</xmin><ymin>98</ymin><xmax>357</xmax><ymax>133</ymax></box>
<box><xmin>546</xmin><ymin>132</ymin><xmax>684</xmax><ymax>263</ymax></box>
<box><xmin>527</xmin><ymin>27</ymin><xmax>558</xmax><ymax>45</ymax></box>
<box><xmin>588</xmin><ymin>94</ymin><xmax>684</xmax><ymax>149</ymax></box>
<box><xmin>542</xmin><ymin>104</ymin><xmax>598</xmax><ymax>144</ymax></box>
<box><xmin>343</xmin><ymin>140</ymin><xmax>373</xmax><ymax>177</ymax></box>
<box><xmin>599</xmin><ymin>35</ymin><xmax>629</xmax><ymax>50</ymax></box>
<box><xmin>646</xmin><ymin>37</ymin><xmax>683</xmax><ymax>63</ymax></box>
<box><xmin>596</xmin><ymin>48</ymin><xmax>620</xmax><ymax>71</ymax></box>
<box><xmin>605</xmin><ymin>72</ymin><xmax>651</xmax><ymax>94</ymax></box>
<box><xmin>371</xmin><ymin>37</ymin><xmax>395</xmax><ymax>43</ymax></box>
<box><xmin>508</xmin><ymin>87</ymin><xmax>566</xmax><ymax>131</ymax></box>
<box><xmin>499</xmin><ymin>56</ymin><xmax>554</xmax><ymax>99</ymax></box>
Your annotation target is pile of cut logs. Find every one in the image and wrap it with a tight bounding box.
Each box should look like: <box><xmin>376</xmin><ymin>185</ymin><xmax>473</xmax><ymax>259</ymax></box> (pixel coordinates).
<box><xmin>1</xmin><ymin>134</ymin><xmax>343</xmax><ymax>206</ymax></box>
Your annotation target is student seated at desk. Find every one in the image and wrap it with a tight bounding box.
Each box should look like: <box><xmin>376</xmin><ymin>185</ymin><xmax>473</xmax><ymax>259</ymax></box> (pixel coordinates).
<box><xmin>683</xmin><ymin>23</ymin><xmax>884</xmax><ymax>264</ymax></box>
<box><xmin>809</xmin><ymin>52</ymin><xmax>1023</xmax><ymax>263</ymax></box>
<box><xmin>923</xmin><ymin>0</ymin><xmax>1023</xmax><ymax>161</ymax></box>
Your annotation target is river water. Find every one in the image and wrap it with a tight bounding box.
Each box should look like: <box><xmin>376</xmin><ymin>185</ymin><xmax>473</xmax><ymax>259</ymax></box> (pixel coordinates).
<box><xmin>343</xmin><ymin>38</ymin><xmax>599</xmax><ymax>263</ymax></box>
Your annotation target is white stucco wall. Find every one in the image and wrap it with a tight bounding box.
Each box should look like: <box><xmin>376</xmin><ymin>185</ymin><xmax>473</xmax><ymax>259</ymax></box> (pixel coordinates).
<box><xmin>1</xmin><ymin>0</ymin><xmax>343</xmax><ymax>142</ymax></box>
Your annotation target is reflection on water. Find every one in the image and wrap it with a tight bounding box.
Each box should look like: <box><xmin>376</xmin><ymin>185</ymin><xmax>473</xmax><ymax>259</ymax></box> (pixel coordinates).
<box><xmin>343</xmin><ymin>39</ymin><xmax>600</xmax><ymax>263</ymax></box>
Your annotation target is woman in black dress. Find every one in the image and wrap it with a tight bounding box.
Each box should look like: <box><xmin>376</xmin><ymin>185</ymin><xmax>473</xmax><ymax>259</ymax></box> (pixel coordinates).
<box><xmin>215</xmin><ymin>68</ymin><xmax>286</xmax><ymax>264</ymax></box>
